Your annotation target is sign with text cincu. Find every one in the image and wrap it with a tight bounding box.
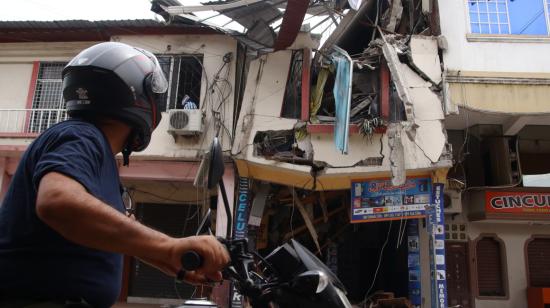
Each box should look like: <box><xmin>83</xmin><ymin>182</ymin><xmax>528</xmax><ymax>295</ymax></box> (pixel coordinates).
<box><xmin>351</xmin><ymin>177</ymin><xmax>432</xmax><ymax>223</ymax></box>
<box><xmin>485</xmin><ymin>191</ymin><xmax>550</xmax><ymax>214</ymax></box>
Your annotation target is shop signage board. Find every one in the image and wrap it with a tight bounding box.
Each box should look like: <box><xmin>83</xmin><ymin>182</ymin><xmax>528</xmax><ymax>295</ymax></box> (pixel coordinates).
<box><xmin>350</xmin><ymin>177</ymin><xmax>432</xmax><ymax>223</ymax></box>
<box><xmin>428</xmin><ymin>183</ymin><xmax>448</xmax><ymax>308</ymax></box>
<box><xmin>231</xmin><ymin>177</ymin><xmax>250</xmax><ymax>308</ymax></box>
<box><xmin>407</xmin><ymin>219</ymin><xmax>422</xmax><ymax>308</ymax></box>
<box><xmin>486</xmin><ymin>191</ymin><xmax>550</xmax><ymax>214</ymax></box>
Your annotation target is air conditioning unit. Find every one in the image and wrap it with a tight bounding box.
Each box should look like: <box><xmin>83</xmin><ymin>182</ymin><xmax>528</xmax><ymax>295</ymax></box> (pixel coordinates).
<box><xmin>443</xmin><ymin>189</ymin><xmax>462</xmax><ymax>214</ymax></box>
<box><xmin>167</xmin><ymin>109</ymin><xmax>203</xmax><ymax>136</ymax></box>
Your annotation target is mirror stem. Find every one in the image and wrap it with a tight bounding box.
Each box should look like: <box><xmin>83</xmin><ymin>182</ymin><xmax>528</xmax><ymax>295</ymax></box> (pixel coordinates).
<box><xmin>219</xmin><ymin>180</ymin><xmax>232</xmax><ymax>240</ymax></box>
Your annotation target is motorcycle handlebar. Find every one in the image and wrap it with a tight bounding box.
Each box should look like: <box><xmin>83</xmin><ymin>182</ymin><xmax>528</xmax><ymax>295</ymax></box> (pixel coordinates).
<box><xmin>181</xmin><ymin>251</ymin><xmax>203</xmax><ymax>271</ymax></box>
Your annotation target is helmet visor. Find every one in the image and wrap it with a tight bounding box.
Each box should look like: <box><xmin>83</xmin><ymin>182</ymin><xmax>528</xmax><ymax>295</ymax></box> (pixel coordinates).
<box><xmin>135</xmin><ymin>47</ymin><xmax>169</xmax><ymax>94</ymax></box>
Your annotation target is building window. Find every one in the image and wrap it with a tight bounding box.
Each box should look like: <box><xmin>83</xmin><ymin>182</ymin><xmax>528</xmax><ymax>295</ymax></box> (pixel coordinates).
<box><xmin>468</xmin><ymin>0</ymin><xmax>550</xmax><ymax>35</ymax></box>
<box><xmin>526</xmin><ymin>237</ymin><xmax>550</xmax><ymax>287</ymax></box>
<box><xmin>475</xmin><ymin>236</ymin><xmax>508</xmax><ymax>297</ymax></box>
<box><xmin>156</xmin><ymin>55</ymin><xmax>203</xmax><ymax>112</ymax></box>
<box><xmin>30</xmin><ymin>62</ymin><xmax>67</xmax><ymax>133</ymax></box>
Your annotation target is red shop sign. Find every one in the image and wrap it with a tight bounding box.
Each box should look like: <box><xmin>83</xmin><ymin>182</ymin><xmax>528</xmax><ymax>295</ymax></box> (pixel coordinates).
<box><xmin>485</xmin><ymin>191</ymin><xmax>550</xmax><ymax>214</ymax></box>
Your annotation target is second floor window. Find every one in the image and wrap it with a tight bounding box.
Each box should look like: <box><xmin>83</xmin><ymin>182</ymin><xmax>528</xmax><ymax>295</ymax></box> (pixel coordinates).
<box><xmin>30</xmin><ymin>62</ymin><xmax>67</xmax><ymax>133</ymax></box>
<box><xmin>156</xmin><ymin>55</ymin><xmax>203</xmax><ymax>112</ymax></box>
<box><xmin>468</xmin><ymin>0</ymin><xmax>550</xmax><ymax>35</ymax></box>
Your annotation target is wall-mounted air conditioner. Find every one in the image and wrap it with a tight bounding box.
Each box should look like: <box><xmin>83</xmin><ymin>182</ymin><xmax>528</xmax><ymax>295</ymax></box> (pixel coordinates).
<box><xmin>167</xmin><ymin>109</ymin><xmax>203</xmax><ymax>136</ymax></box>
<box><xmin>443</xmin><ymin>189</ymin><xmax>462</xmax><ymax>214</ymax></box>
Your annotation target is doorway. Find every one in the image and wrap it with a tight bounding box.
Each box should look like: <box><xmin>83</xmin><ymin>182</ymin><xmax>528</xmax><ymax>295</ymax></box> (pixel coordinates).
<box><xmin>445</xmin><ymin>242</ymin><xmax>472</xmax><ymax>308</ymax></box>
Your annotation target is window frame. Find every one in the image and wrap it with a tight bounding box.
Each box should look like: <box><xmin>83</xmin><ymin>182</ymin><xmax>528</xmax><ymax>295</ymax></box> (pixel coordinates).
<box><xmin>28</xmin><ymin>61</ymin><xmax>68</xmax><ymax>134</ymax></box>
<box><xmin>155</xmin><ymin>53</ymin><xmax>204</xmax><ymax>112</ymax></box>
<box><xmin>471</xmin><ymin>234</ymin><xmax>509</xmax><ymax>300</ymax></box>
<box><xmin>465</xmin><ymin>0</ymin><xmax>550</xmax><ymax>40</ymax></box>
<box><xmin>524</xmin><ymin>235</ymin><xmax>550</xmax><ymax>288</ymax></box>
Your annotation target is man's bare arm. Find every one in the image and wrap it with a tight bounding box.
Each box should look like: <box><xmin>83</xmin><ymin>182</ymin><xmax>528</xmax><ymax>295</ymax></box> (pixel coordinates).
<box><xmin>36</xmin><ymin>172</ymin><xmax>228</xmax><ymax>281</ymax></box>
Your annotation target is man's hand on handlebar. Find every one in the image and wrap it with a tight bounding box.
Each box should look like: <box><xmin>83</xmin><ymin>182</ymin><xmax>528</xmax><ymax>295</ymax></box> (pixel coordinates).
<box><xmin>173</xmin><ymin>235</ymin><xmax>230</xmax><ymax>285</ymax></box>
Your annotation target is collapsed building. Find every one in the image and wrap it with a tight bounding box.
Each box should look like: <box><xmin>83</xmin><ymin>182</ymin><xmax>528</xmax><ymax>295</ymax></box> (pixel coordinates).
<box><xmin>153</xmin><ymin>0</ymin><xmax>454</xmax><ymax>307</ymax></box>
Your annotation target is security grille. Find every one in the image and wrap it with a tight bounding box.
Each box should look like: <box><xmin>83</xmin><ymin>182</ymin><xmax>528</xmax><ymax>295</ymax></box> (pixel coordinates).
<box><xmin>30</xmin><ymin>62</ymin><xmax>67</xmax><ymax>133</ymax></box>
<box><xmin>156</xmin><ymin>55</ymin><xmax>203</xmax><ymax>112</ymax></box>
<box><xmin>527</xmin><ymin>238</ymin><xmax>550</xmax><ymax>287</ymax></box>
<box><xmin>476</xmin><ymin>237</ymin><xmax>506</xmax><ymax>297</ymax></box>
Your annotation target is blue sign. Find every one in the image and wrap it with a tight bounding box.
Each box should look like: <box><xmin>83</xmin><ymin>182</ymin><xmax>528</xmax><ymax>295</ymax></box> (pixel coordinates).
<box><xmin>428</xmin><ymin>183</ymin><xmax>448</xmax><ymax>308</ymax></box>
<box><xmin>234</xmin><ymin>177</ymin><xmax>250</xmax><ymax>239</ymax></box>
<box><xmin>407</xmin><ymin>219</ymin><xmax>421</xmax><ymax>308</ymax></box>
<box><xmin>351</xmin><ymin>177</ymin><xmax>432</xmax><ymax>223</ymax></box>
<box><xmin>231</xmin><ymin>177</ymin><xmax>250</xmax><ymax>308</ymax></box>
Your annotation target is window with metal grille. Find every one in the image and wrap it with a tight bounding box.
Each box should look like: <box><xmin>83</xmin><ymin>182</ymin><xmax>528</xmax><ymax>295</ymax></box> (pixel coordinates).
<box><xmin>475</xmin><ymin>236</ymin><xmax>507</xmax><ymax>297</ymax></box>
<box><xmin>468</xmin><ymin>0</ymin><xmax>550</xmax><ymax>35</ymax></box>
<box><xmin>30</xmin><ymin>62</ymin><xmax>68</xmax><ymax>133</ymax></box>
<box><xmin>156</xmin><ymin>55</ymin><xmax>203</xmax><ymax>112</ymax></box>
<box><xmin>527</xmin><ymin>238</ymin><xmax>550</xmax><ymax>287</ymax></box>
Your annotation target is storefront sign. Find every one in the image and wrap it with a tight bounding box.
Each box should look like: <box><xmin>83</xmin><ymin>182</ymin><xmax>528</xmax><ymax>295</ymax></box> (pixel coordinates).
<box><xmin>231</xmin><ymin>177</ymin><xmax>250</xmax><ymax>308</ymax></box>
<box><xmin>407</xmin><ymin>219</ymin><xmax>421</xmax><ymax>308</ymax></box>
<box><xmin>486</xmin><ymin>191</ymin><xmax>550</xmax><ymax>214</ymax></box>
<box><xmin>351</xmin><ymin>177</ymin><xmax>432</xmax><ymax>223</ymax></box>
<box><xmin>428</xmin><ymin>183</ymin><xmax>448</xmax><ymax>308</ymax></box>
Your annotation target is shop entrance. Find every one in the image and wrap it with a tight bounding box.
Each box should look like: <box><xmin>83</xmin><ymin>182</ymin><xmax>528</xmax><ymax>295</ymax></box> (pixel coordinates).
<box><xmin>445</xmin><ymin>242</ymin><xmax>472</xmax><ymax>308</ymax></box>
<box><xmin>338</xmin><ymin>220</ymin><xmax>409</xmax><ymax>304</ymax></box>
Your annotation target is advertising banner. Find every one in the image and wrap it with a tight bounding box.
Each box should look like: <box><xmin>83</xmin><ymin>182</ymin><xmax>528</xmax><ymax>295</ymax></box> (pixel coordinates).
<box><xmin>428</xmin><ymin>183</ymin><xmax>447</xmax><ymax>308</ymax></box>
<box><xmin>231</xmin><ymin>177</ymin><xmax>250</xmax><ymax>308</ymax></box>
<box><xmin>485</xmin><ymin>191</ymin><xmax>550</xmax><ymax>214</ymax></box>
<box><xmin>351</xmin><ymin>177</ymin><xmax>432</xmax><ymax>223</ymax></box>
<box><xmin>407</xmin><ymin>219</ymin><xmax>422</xmax><ymax>308</ymax></box>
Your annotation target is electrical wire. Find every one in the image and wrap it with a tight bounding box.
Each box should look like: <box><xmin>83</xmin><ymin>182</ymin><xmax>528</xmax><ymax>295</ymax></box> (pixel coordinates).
<box><xmin>363</xmin><ymin>220</ymin><xmax>393</xmax><ymax>303</ymax></box>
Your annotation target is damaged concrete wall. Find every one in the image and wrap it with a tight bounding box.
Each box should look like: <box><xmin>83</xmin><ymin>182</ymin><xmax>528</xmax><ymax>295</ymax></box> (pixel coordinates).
<box><xmin>377</xmin><ymin>35</ymin><xmax>446</xmax><ymax>164</ymax></box>
<box><xmin>231</xmin><ymin>34</ymin><xmax>451</xmax><ymax>189</ymax></box>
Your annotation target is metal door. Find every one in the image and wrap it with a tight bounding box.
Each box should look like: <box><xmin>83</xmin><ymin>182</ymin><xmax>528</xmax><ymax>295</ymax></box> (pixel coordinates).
<box><xmin>445</xmin><ymin>242</ymin><xmax>472</xmax><ymax>308</ymax></box>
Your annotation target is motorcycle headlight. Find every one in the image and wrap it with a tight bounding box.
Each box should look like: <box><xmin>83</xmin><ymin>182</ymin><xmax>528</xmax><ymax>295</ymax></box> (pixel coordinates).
<box><xmin>334</xmin><ymin>287</ymin><xmax>353</xmax><ymax>308</ymax></box>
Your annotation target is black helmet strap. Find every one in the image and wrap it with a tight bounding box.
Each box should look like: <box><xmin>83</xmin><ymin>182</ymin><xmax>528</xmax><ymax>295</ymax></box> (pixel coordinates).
<box><xmin>122</xmin><ymin>147</ymin><xmax>132</xmax><ymax>167</ymax></box>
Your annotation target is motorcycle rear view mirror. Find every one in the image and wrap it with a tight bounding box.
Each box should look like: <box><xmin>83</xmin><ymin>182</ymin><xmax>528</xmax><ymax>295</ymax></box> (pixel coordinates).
<box><xmin>207</xmin><ymin>137</ymin><xmax>224</xmax><ymax>190</ymax></box>
<box><xmin>291</xmin><ymin>270</ymin><xmax>329</xmax><ymax>296</ymax></box>
<box><xmin>205</xmin><ymin>136</ymin><xmax>233</xmax><ymax>239</ymax></box>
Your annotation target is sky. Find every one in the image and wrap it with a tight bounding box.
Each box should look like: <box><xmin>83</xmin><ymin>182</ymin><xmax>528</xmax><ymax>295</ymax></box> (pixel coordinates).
<box><xmin>0</xmin><ymin>0</ymin><xmax>203</xmax><ymax>21</ymax></box>
<box><xmin>0</xmin><ymin>0</ymin><xmax>337</xmax><ymax>36</ymax></box>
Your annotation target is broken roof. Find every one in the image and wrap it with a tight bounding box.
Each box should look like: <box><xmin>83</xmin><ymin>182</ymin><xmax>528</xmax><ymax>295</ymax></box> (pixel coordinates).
<box><xmin>152</xmin><ymin>0</ymin><xmax>350</xmax><ymax>53</ymax></box>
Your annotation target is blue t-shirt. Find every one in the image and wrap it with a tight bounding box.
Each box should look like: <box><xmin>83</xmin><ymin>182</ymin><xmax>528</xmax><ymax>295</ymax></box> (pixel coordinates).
<box><xmin>0</xmin><ymin>119</ymin><xmax>125</xmax><ymax>308</ymax></box>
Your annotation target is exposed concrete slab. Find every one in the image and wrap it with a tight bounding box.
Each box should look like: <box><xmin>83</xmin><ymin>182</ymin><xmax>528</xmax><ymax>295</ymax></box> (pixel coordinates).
<box><xmin>414</xmin><ymin>120</ymin><xmax>446</xmax><ymax>163</ymax></box>
<box><xmin>409</xmin><ymin>35</ymin><xmax>442</xmax><ymax>84</ymax></box>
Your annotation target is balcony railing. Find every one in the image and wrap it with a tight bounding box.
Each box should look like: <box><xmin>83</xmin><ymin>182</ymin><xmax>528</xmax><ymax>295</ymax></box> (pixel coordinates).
<box><xmin>0</xmin><ymin>108</ymin><xmax>68</xmax><ymax>135</ymax></box>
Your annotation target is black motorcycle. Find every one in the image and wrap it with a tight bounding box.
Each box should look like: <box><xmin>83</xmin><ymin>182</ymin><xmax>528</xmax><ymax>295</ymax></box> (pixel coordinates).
<box><xmin>179</xmin><ymin>137</ymin><xmax>352</xmax><ymax>308</ymax></box>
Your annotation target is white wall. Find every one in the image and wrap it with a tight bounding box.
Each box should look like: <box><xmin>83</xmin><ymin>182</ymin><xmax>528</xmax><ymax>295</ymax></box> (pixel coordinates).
<box><xmin>0</xmin><ymin>42</ymin><xmax>99</xmax><ymax>110</ymax></box>
<box><xmin>0</xmin><ymin>63</ymin><xmax>34</xmax><ymax>109</ymax></box>
<box><xmin>439</xmin><ymin>0</ymin><xmax>550</xmax><ymax>73</ymax></box>
<box><xmin>117</xmin><ymin>34</ymin><xmax>238</xmax><ymax>157</ymax></box>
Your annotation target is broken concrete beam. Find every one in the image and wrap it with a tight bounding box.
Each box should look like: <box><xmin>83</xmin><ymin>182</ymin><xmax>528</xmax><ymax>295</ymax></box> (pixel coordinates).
<box><xmin>388</xmin><ymin>123</ymin><xmax>406</xmax><ymax>186</ymax></box>
<box><xmin>380</xmin><ymin>37</ymin><xmax>415</xmax><ymax>122</ymax></box>
<box><xmin>381</xmin><ymin>0</ymin><xmax>404</xmax><ymax>32</ymax></box>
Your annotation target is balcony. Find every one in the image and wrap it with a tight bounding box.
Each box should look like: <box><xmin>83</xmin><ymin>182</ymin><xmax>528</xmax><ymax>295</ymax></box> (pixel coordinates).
<box><xmin>0</xmin><ymin>108</ymin><xmax>68</xmax><ymax>137</ymax></box>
